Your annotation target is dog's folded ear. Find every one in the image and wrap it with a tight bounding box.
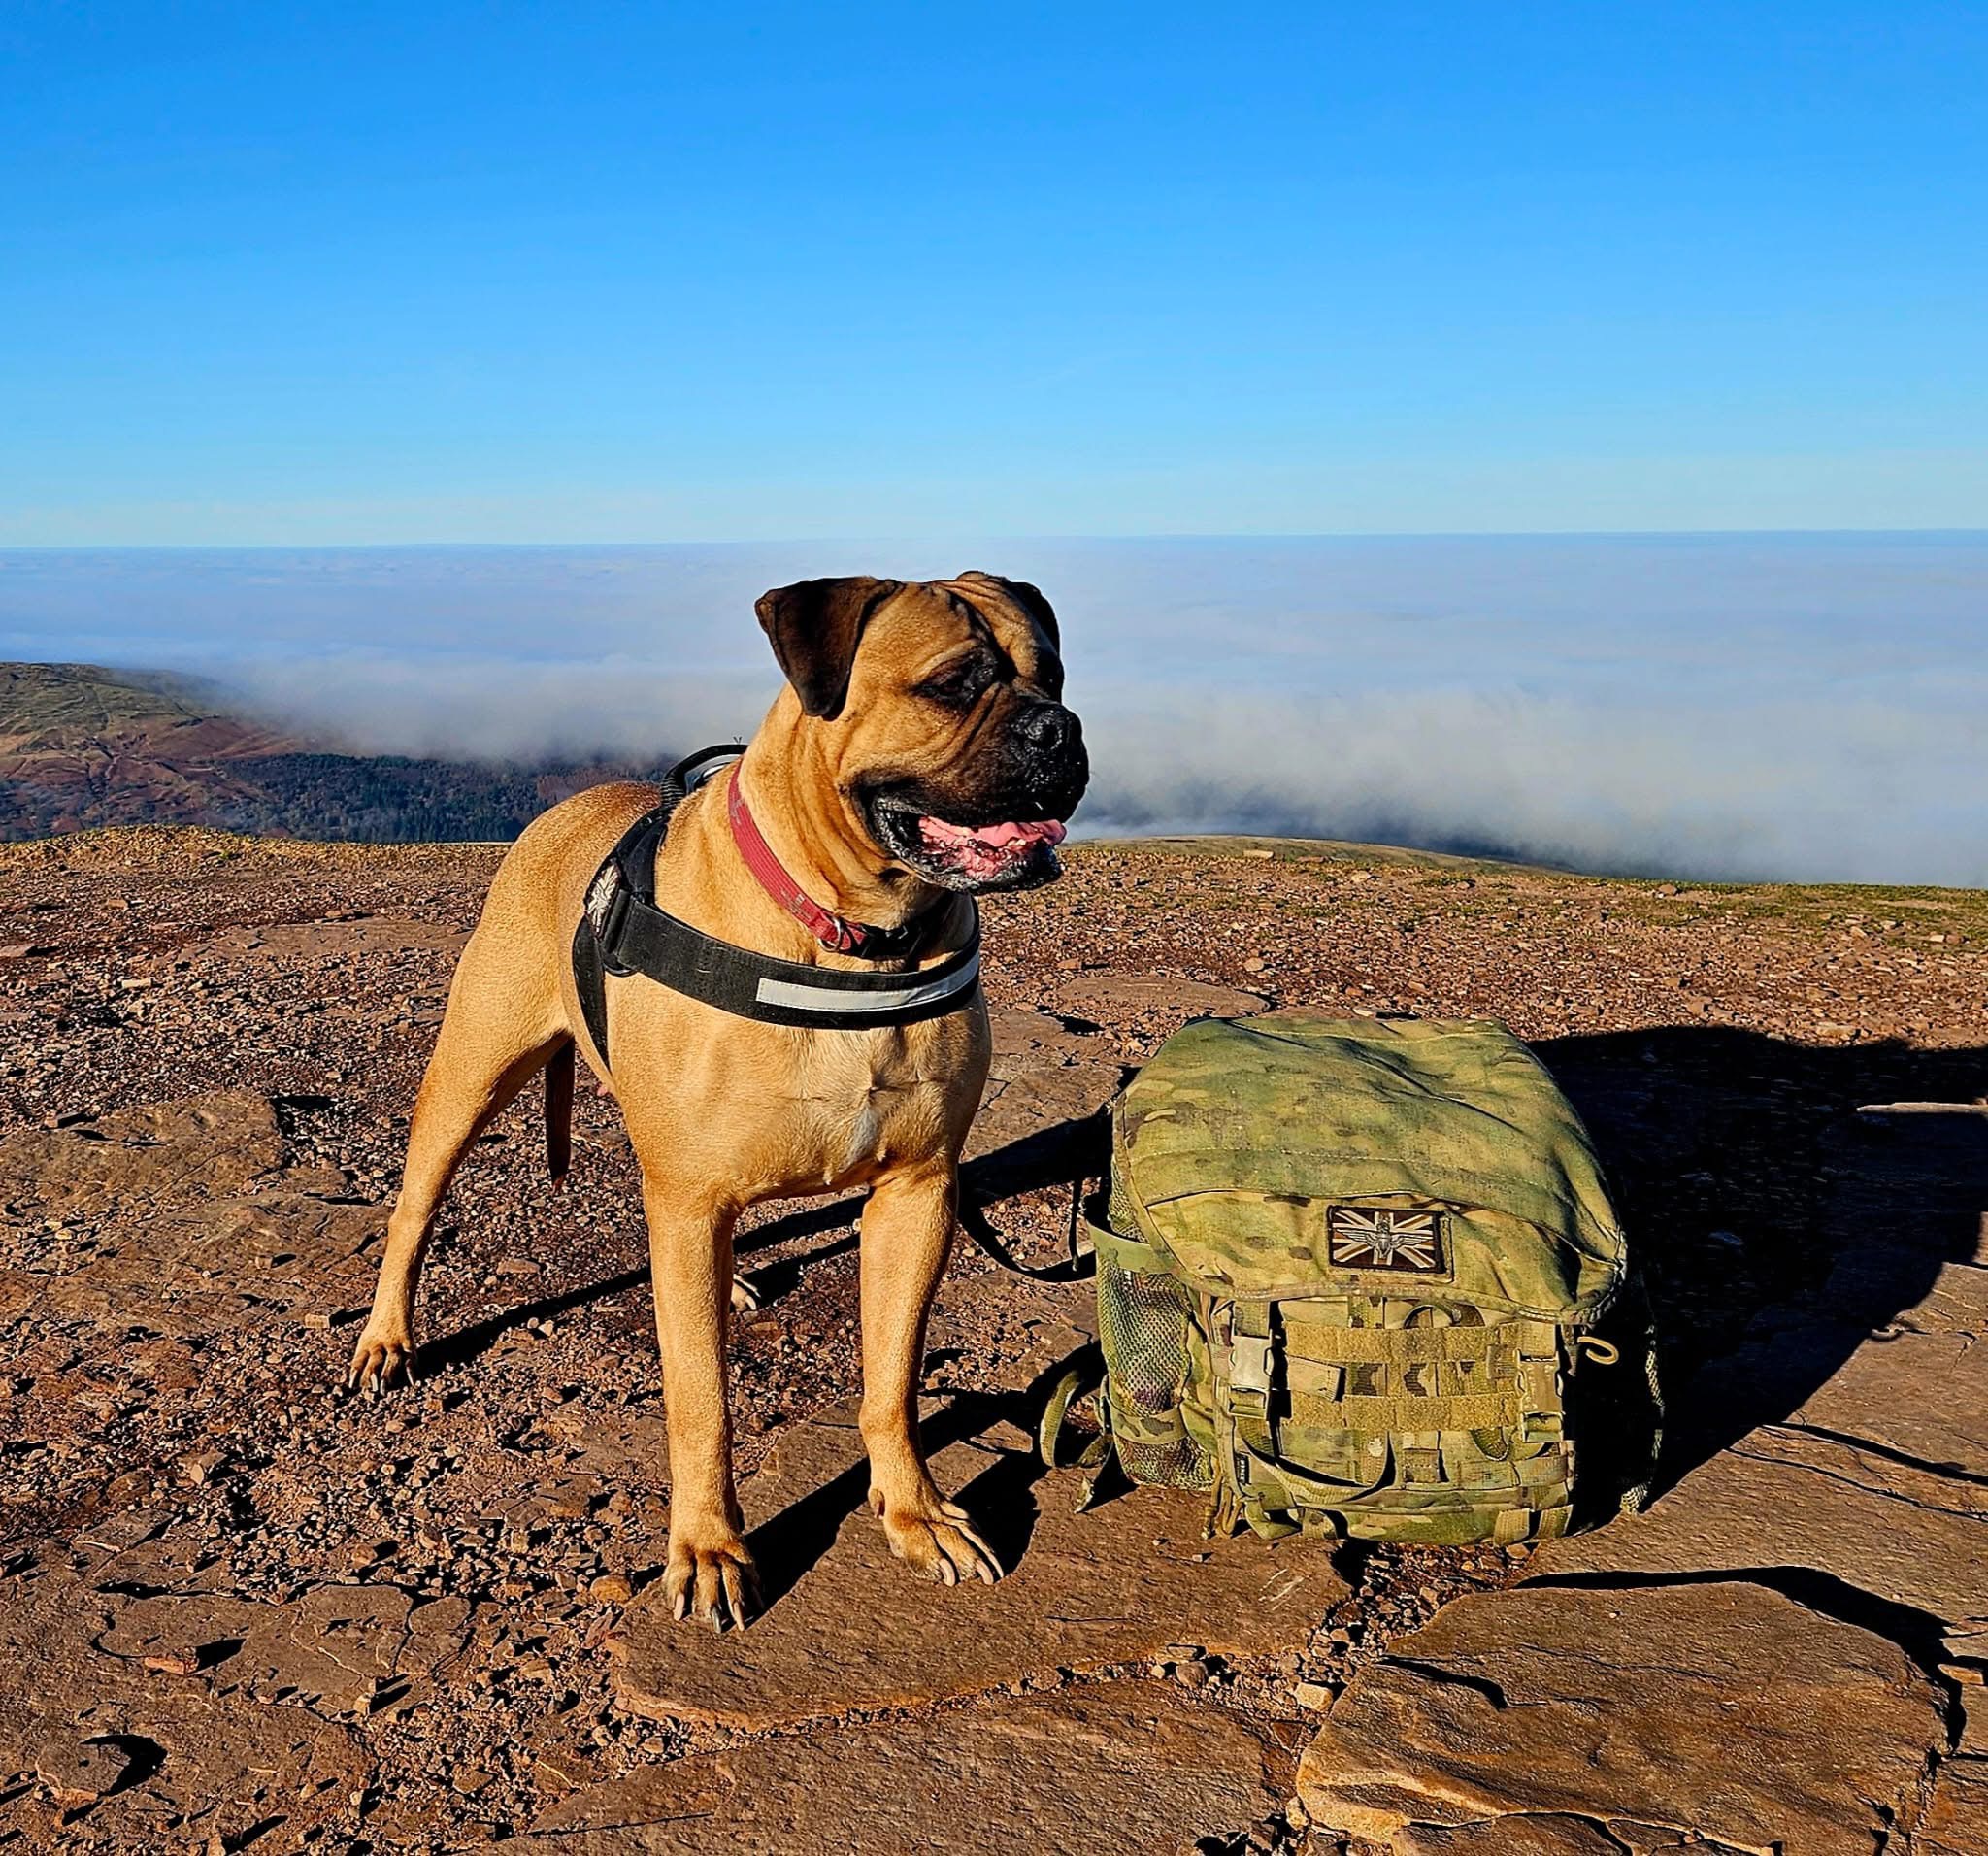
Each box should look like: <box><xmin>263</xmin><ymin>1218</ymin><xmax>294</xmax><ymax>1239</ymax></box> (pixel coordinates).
<box><xmin>755</xmin><ymin>577</ymin><xmax>902</xmax><ymax>720</ymax></box>
<box><xmin>953</xmin><ymin>572</ymin><xmax>1060</xmax><ymax>651</ymax></box>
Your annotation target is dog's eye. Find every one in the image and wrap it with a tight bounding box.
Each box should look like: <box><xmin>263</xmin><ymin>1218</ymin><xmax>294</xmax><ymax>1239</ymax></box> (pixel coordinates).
<box><xmin>914</xmin><ymin>653</ymin><xmax>998</xmax><ymax>710</ymax></box>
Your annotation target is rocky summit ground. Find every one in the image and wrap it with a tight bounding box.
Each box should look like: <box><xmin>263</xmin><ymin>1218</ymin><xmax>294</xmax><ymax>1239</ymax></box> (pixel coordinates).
<box><xmin>0</xmin><ymin>825</ymin><xmax>1984</xmax><ymax>1854</ymax></box>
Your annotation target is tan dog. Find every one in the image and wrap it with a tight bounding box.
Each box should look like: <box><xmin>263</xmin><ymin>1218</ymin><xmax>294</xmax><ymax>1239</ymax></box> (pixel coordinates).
<box><xmin>347</xmin><ymin>574</ymin><xmax>1087</xmax><ymax>1628</ymax></box>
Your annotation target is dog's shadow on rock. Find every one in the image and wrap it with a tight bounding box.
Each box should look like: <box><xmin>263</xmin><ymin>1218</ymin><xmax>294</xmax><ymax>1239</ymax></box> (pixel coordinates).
<box><xmin>744</xmin><ymin>1384</ymin><xmax>1056</xmax><ymax>1608</ymax></box>
<box><xmin>419</xmin><ymin>1024</ymin><xmax>1987</xmax><ymax>1579</ymax></box>
<box><xmin>416</xmin><ymin>1109</ymin><xmax>1109</xmax><ymax>1376</ymax></box>
<box><xmin>1536</xmin><ymin>1028</ymin><xmax>1988</xmax><ymax>1502</ymax></box>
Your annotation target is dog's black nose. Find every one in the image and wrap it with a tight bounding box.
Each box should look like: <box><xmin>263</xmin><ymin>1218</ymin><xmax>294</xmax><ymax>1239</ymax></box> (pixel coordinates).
<box><xmin>1017</xmin><ymin>701</ymin><xmax>1081</xmax><ymax>761</ymax></box>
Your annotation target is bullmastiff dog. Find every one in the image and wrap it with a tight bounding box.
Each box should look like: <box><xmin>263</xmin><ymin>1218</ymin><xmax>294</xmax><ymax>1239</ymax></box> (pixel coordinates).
<box><xmin>346</xmin><ymin>574</ymin><xmax>1087</xmax><ymax>1628</ymax></box>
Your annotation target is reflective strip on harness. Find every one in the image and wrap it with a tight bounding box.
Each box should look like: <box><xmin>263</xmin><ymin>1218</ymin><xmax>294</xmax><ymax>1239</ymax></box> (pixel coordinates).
<box><xmin>754</xmin><ymin>951</ymin><xmax>981</xmax><ymax>1016</ymax></box>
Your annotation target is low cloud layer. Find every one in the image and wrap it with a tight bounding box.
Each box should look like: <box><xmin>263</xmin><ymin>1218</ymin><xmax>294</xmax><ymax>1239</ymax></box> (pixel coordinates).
<box><xmin>5</xmin><ymin>535</ymin><xmax>1984</xmax><ymax>884</ymax></box>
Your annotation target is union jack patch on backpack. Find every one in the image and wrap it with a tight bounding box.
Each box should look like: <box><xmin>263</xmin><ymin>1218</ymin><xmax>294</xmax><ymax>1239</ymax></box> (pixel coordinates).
<box><xmin>1326</xmin><ymin>1206</ymin><xmax>1445</xmax><ymax>1274</ymax></box>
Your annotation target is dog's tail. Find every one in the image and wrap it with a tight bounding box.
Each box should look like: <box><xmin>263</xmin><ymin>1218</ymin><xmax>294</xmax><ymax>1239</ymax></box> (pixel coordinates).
<box><xmin>545</xmin><ymin>1039</ymin><xmax>575</xmax><ymax>1185</ymax></box>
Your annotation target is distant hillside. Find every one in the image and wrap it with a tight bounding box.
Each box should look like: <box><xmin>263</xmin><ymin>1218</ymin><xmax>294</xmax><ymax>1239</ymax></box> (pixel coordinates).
<box><xmin>0</xmin><ymin>662</ymin><xmax>670</xmax><ymax>843</ymax></box>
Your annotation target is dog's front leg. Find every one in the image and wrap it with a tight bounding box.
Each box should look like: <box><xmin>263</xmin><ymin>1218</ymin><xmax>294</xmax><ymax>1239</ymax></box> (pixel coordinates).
<box><xmin>642</xmin><ymin>1176</ymin><xmax>760</xmax><ymax>1630</ymax></box>
<box><xmin>858</xmin><ymin>1160</ymin><xmax>1002</xmax><ymax>1586</ymax></box>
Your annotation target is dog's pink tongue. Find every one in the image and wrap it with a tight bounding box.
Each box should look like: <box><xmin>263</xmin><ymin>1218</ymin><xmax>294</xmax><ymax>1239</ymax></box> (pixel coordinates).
<box><xmin>977</xmin><ymin>818</ymin><xmax>1066</xmax><ymax>848</ymax></box>
<box><xmin>920</xmin><ymin>816</ymin><xmax>1067</xmax><ymax>852</ymax></box>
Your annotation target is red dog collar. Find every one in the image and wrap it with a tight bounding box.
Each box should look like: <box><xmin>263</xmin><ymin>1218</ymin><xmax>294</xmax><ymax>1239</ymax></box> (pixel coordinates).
<box><xmin>727</xmin><ymin>766</ymin><xmax>923</xmax><ymax>958</ymax></box>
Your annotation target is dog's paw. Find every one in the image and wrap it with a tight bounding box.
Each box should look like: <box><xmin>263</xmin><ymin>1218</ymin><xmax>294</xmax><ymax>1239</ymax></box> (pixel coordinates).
<box><xmin>870</xmin><ymin>1488</ymin><xmax>1002</xmax><ymax>1588</ymax></box>
<box><xmin>663</xmin><ymin>1530</ymin><xmax>761</xmax><ymax>1631</ymax></box>
<box><xmin>346</xmin><ymin>1322</ymin><xmax>416</xmax><ymax>1396</ymax></box>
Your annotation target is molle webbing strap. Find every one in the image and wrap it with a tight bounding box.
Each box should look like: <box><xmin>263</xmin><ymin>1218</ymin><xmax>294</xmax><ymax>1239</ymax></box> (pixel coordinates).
<box><xmin>1280</xmin><ymin>1322</ymin><xmax>1504</xmax><ymax>1366</ymax></box>
<box><xmin>1285</xmin><ymin>1390</ymin><xmax>1520</xmax><ymax>1432</ymax></box>
<box><xmin>1225</xmin><ymin>1300</ymin><xmax>1276</xmax><ymax>1462</ymax></box>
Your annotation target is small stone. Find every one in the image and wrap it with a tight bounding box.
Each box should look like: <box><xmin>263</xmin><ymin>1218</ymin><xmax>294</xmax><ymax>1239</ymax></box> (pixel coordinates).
<box><xmin>1294</xmin><ymin>1680</ymin><xmax>1335</xmax><ymax>1710</ymax></box>
<box><xmin>534</xmin><ymin>1750</ymin><xmax>597</xmax><ymax>1792</ymax></box>
<box><xmin>1176</xmin><ymin>1657</ymin><xmax>1212</xmax><ymax>1689</ymax></box>
<box><xmin>36</xmin><ymin>1736</ymin><xmax>132</xmax><ymax>1806</ymax></box>
<box><xmin>142</xmin><ymin>1647</ymin><xmax>202</xmax><ymax>1675</ymax></box>
<box><xmin>587</xmin><ymin>1574</ymin><xmax>635</xmax><ymax>1606</ymax></box>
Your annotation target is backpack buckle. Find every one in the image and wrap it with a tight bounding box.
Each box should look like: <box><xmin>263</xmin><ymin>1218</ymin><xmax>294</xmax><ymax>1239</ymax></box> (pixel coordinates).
<box><xmin>1230</xmin><ymin>1330</ymin><xmax>1274</xmax><ymax>1406</ymax></box>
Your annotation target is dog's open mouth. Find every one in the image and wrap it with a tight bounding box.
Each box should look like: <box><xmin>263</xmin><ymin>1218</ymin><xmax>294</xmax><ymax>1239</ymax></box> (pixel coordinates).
<box><xmin>867</xmin><ymin>797</ymin><xmax>1070</xmax><ymax>891</ymax></box>
<box><xmin>917</xmin><ymin>813</ymin><xmax>1067</xmax><ymax>881</ymax></box>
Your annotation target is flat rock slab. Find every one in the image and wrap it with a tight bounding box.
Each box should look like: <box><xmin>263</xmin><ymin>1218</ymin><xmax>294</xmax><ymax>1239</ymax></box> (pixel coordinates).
<box><xmin>1297</xmin><ymin>1582</ymin><xmax>1944</xmax><ymax>1855</ymax></box>
<box><xmin>1818</xmin><ymin>1105</ymin><xmax>1988</xmax><ymax>1293</ymax></box>
<box><xmin>1054</xmin><ymin>972</ymin><xmax>1265</xmax><ymax>1021</ymax></box>
<box><xmin>533</xmin><ymin>1681</ymin><xmax>1296</xmax><ymax>1854</ymax></box>
<box><xmin>99</xmin><ymin>1581</ymin><xmax>471</xmax><ymax>1718</ymax></box>
<box><xmin>967</xmin><ymin>1007</ymin><xmax>1128</xmax><ymax>1187</ymax></box>
<box><xmin>0</xmin><ymin>1551</ymin><xmax>367</xmax><ymax>1844</ymax></box>
<box><xmin>1530</xmin><ymin>1264</ymin><xmax>1988</xmax><ymax>1633</ymax></box>
<box><xmin>1921</xmin><ymin>1757</ymin><xmax>1988</xmax><ymax>1856</ymax></box>
<box><xmin>2</xmin><ymin>1189</ymin><xmax>384</xmax><ymax>1335</ymax></box>
<box><xmin>0</xmin><ymin>1089</ymin><xmax>284</xmax><ymax>1217</ymax></box>
<box><xmin>0</xmin><ymin>1086</ymin><xmax>384</xmax><ymax>1340</ymax></box>
<box><xmin>1395</xmin><ymin>1816</ymin><xmax>1737</xmax><ymax>1856</ymax></box>
<box><xmin>611</xmin><ymin>1406</ymin><xmax>1344</xmax><ymax>1729</ymax></box>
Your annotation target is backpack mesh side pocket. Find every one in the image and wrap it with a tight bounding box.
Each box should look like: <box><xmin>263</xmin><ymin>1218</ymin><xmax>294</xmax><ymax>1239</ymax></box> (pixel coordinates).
<box><xmin>1092</xmin><ymin>1220</ymin><xmax>1212</xmax><ymax>1490</ymax></box>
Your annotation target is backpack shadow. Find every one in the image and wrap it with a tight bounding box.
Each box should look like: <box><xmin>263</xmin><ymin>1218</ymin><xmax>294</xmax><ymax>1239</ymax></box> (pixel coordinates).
<box><xmin>1534</xmin><ymin>1026</ymin><xmax>1988</xmax><ymax>1504</ymax></box>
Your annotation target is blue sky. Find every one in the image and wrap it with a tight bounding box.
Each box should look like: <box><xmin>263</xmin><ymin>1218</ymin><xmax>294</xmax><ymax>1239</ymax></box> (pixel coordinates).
<box><xmin>4</xmin><ymin>3</ymin><xmax>1986</xmax><ymax>543</ymax></box>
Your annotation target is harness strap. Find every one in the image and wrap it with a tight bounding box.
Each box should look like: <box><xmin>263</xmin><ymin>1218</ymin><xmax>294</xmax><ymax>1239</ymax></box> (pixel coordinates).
<box><xmin>573</xmin><ymin>746</ymin><xmax>981</xmax><ymax>1068</ymax></box>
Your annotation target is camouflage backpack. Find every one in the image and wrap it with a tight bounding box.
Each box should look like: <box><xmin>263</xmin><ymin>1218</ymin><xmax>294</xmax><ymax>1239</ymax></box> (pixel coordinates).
<box><xmin>1053</xmin><ymin>1012</ymin><xmax>1659</xmax><ymax>1544</ymax></box>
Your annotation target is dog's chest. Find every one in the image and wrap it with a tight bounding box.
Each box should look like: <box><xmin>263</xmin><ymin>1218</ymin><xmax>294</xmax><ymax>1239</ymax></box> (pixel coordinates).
<box><xmin>793</xmin><ymin>1024</ymin><xmax>955</xmax><ymax>1183</ymax></box>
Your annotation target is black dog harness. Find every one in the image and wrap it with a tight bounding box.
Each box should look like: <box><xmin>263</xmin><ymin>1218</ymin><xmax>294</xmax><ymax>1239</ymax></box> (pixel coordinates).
<box><xmin>571</xmin><ymin>746</ymin><xmax>981</xmax><ymax>1065</ymax></box>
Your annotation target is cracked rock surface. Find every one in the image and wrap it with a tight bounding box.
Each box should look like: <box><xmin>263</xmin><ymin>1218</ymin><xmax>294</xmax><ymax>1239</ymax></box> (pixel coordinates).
<box><xmin>610</xmin><ymin>1400</ymin><xmax>1347</xmax><ymax>1730</ymax></box>
<box><xmin>1298</xmin><ymin>1580</ymin><xmax>1945</xmax><ymax>1854</ymax></box>
<box><xmin>530</xmin><ymin>1680</ymin><xmax>1303</xmax><ymax>1853</ymax></box>
<box><xmin>1</xmin><ymin>825</ymin><xmax>1983</xmax><ymax>1851</ymax></box>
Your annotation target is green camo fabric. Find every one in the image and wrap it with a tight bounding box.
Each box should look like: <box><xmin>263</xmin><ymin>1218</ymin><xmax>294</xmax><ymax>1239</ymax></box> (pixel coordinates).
<box><xmin>1089</xmin><ymin>1011</ymin><xmax>1658</xmax><ymax>1544</ymax></box>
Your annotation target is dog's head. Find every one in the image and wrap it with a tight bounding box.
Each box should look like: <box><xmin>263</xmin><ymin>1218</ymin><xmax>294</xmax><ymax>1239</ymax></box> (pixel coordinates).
<box><xmin>755</xmin><ymin>572</ymin><xmax>1088</xmax><ymax>893</ymax></box>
